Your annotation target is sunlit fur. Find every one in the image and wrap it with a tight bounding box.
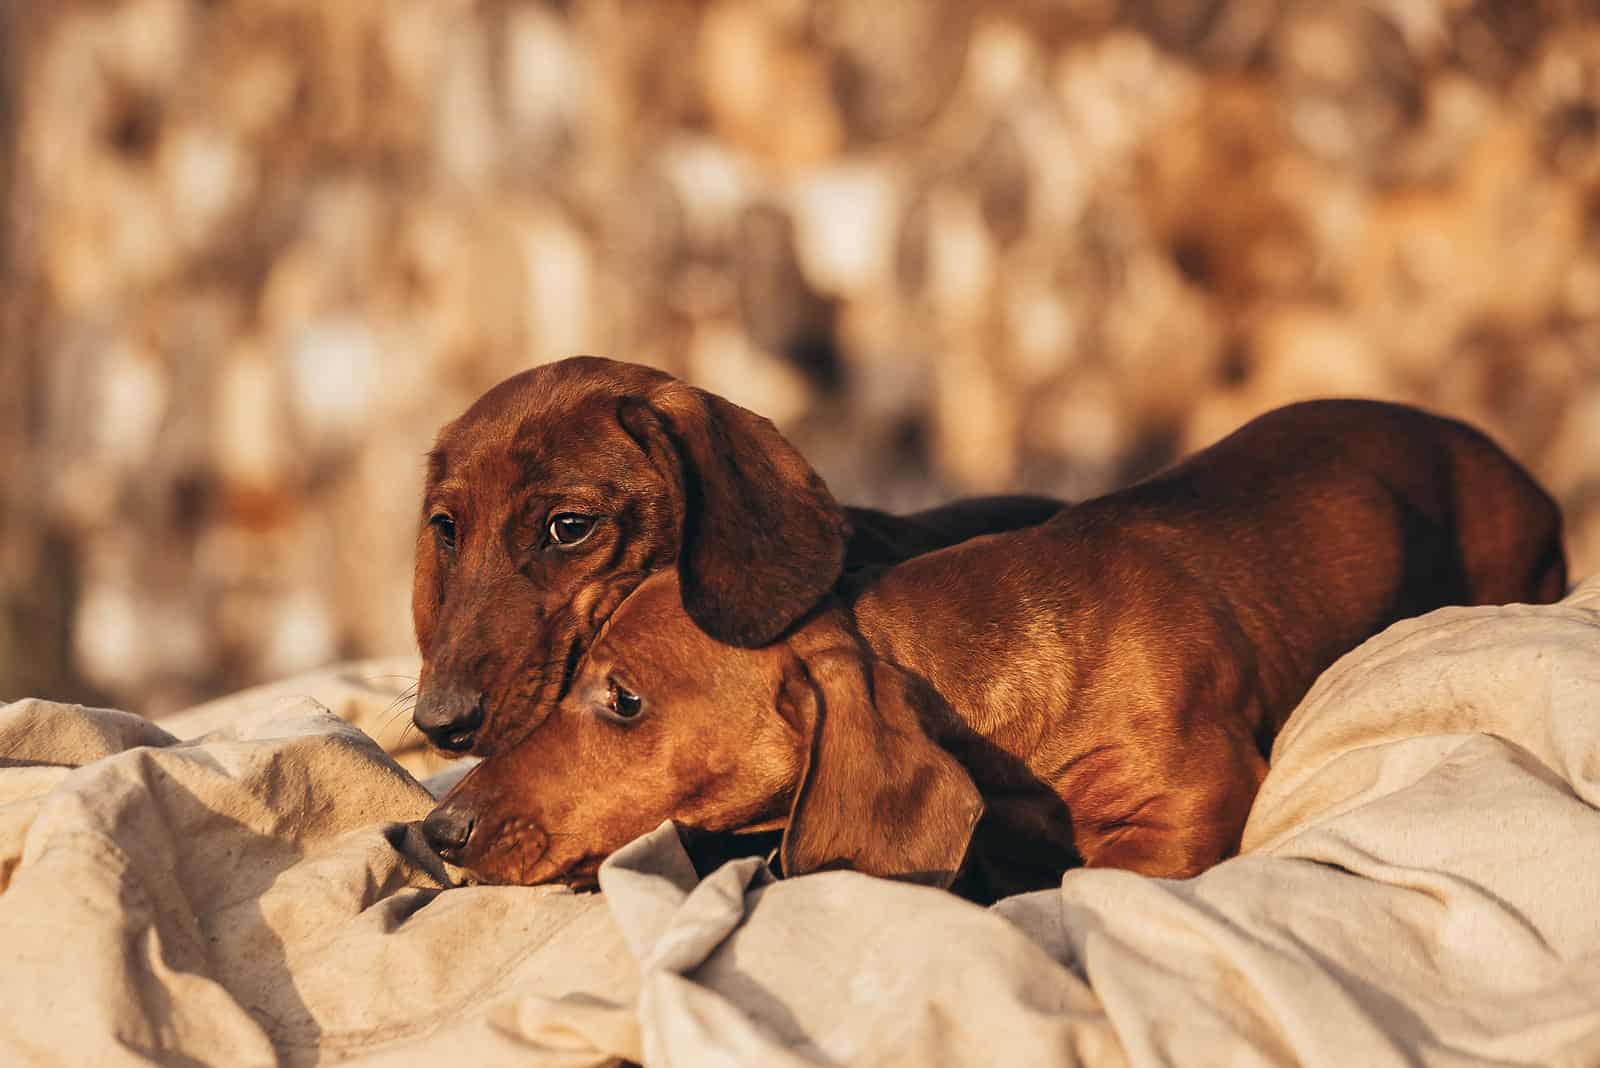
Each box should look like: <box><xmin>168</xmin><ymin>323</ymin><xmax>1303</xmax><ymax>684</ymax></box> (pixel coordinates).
<box><xmin>445</xmin><ymin>575</ymin><xmax>810</xmax><ymax>886</ymax></box>
<box><xmin>412</xmin><ymin>356</ymin><xmax>1065</xmax><ymax>758</ymax></box>
<box><xmin>413</xmin><ymin>359</ymin><xmax>688</xmax><ymax>755</ymax></box>
<box><xmin>432</xmin><ymin>400</ymin><xmax>1566</xmax><ymax>900</ymax></box>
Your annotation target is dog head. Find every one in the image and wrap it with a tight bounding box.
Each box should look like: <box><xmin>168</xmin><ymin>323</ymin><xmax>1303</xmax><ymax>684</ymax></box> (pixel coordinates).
<box><xmin>412</xmin><ymin>357</ymin><xmax>847</xmax><ymax>755</ymax></box>
<box><xmin>421</xmin><ymin>570</ymin><xmax>982</xmax><ymax>889</ymax></box>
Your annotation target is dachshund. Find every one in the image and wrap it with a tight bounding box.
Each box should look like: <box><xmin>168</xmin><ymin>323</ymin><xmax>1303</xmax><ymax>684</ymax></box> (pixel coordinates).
<box><xmin>421</xmin><ymin>400</ymin><xmax>1567</xmax><ymax>900</ymax></box>
<box><xmin>411</xmin><ymin>356</ymin><xmax>1063</xmax><ymax>756</ymax></box>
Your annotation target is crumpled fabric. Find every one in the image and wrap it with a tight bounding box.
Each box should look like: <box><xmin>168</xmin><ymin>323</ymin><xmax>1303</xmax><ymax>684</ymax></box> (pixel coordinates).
<box><xmin>4</xmin><ymin>577</ymin><xmax>1600</xmax><ymax>1065</ymax></box>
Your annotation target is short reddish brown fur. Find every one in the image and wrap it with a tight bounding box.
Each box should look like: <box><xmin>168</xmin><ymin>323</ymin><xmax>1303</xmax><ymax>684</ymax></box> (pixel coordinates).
<box><xmin>426</xmin><ymin>400</ymin><xmax>1566</xmax><ymax>901</ymax></box>
<box><xmin>412</xmin><ymin>356</ymin><xmax>1062</xmax><ymax>756</ymax></box>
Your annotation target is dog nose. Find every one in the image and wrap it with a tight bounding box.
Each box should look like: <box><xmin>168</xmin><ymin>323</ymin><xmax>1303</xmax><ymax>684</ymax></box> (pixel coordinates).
<box><xmin>414</xmin><ymin>685</ymin><xmax>485</xmax><ymax>752</ymax></box>
<box><xmin>421</xmin><ymin>801</ymin><xmax>477</xmax><ymax>862</ymax></box>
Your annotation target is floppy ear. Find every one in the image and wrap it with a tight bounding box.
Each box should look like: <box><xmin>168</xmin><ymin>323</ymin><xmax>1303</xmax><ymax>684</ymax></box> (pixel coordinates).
<box><xmin>779</xmin><ymin>651</ymin><xmax>983</xmax><ymax>887</ymax></box>
<box><xmin>618</xmin><ymin>385</ymin><xmax>847</xmax><ymax>647</ymax></box>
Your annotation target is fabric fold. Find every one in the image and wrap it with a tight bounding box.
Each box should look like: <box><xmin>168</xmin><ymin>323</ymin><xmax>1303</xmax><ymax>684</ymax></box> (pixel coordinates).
<box><xmin>5</xmin><ymin>580</ymin><xmax>1600</xmax><ymax>1065</ymax></box>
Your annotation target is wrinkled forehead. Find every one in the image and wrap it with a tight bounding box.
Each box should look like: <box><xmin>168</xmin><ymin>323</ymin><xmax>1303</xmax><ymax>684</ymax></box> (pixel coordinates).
<box><xmin>428</xmin><ymin>374</ymin><xmax>643</xmax><ymax>493</ymax></box>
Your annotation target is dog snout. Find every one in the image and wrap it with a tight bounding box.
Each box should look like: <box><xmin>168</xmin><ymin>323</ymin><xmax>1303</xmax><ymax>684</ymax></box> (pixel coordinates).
<box><xmin>421</xmin><ymin>800</ymin><xmax>477</xmax><ymax>862</ymax></box>
<box><xmin>414</xmin><ymin>684</ymin><xmax>485</xmax><ymax>752</ymax></box>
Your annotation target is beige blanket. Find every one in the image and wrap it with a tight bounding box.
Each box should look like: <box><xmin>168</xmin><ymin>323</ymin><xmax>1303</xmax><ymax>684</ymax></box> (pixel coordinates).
<box><xmin>5</xmin><ymin>578</ymin><xmax>1600</xmax><ymax>1066</ymax></box>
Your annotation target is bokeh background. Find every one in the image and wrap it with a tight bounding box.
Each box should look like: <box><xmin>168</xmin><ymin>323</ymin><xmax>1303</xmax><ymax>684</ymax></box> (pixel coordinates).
<box><xmin>3</xmin><ymin>0</ymin><xmax>1600</xmax><ymax>716</ymax></box>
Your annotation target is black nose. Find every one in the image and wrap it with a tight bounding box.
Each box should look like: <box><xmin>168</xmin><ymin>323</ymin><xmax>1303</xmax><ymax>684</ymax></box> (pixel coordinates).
<box><xmin>422</xmin><ymin>801</ymin><xmax>477</xmax><ymax>862</ymax></box>
<box><xmin>414</xmin><ymin>685</ymin><xmax>485</xmax><ymax>752</ymax></box>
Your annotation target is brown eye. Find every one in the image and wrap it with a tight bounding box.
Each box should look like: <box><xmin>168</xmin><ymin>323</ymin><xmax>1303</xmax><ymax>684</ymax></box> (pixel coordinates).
<box><xmin>606</xmin><ymin>677</ymin><xmax>644</xmax><ymax>721</ymax></box>
<box><xmin>429</xmin><ymin>513</ymin><xmax>457</xmax><ymax>550</ymax></box>
<box><xmin>548</xmin><ymin>513</ymin><xmax>597</xmax><ymax>547</ymax></box>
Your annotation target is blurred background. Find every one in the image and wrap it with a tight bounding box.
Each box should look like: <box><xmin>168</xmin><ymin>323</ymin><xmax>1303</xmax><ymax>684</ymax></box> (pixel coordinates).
<box><xmin>3</xmin><ymin>0</ymin><xmax>1600</xmax><ymax>716</ymax></box>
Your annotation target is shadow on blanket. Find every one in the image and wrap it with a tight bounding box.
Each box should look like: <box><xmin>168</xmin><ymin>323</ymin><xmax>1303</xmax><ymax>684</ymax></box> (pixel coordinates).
<box><xmin>145</xmin><ymin>776</ymin><xmax>325</xmax><ymax>1058</ymax></box>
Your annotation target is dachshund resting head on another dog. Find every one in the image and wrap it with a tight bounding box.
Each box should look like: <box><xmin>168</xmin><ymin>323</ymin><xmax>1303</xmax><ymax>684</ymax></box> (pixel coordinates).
<box><xmin>411</xmin><ymin>357</ymin><xmax>845</xmax><ymax>755</ymax></box>
<box><xmin>412</xmin><ymin>356</ymin><xmax>1061</xmax><ymax>756</ymax></box>
<box><xmin>423</xmin><ymin>399</ymin><xmax>1567</xmax><ymax>897</ymax></box>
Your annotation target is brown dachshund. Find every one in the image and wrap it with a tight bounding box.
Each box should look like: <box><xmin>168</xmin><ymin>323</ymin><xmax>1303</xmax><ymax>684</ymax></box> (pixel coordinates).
<box><xmin>412</xmin><ymin>356</ymin><xmax>1062</xmax><ymax>756</ymax></box>
<box><xmin>422</xmin><ymin>400</ymin><xmax>1566</xmax><ymax>900</ymax></box>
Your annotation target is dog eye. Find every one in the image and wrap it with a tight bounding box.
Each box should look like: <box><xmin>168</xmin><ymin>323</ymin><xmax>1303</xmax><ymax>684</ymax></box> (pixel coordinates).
<box><xmin>606</xmin><ymin>678</ymin><xmax>644</xmax><ymax>722</ymax></box>
<box><xmin>548</xmin><ymin>513</ymin><xmax>597</xmax><ymax>547</ymax></box>
<box><xmin>429</xmin><ymin>513</ymin><xmax>457</xmax><ymax>550</ymax></box>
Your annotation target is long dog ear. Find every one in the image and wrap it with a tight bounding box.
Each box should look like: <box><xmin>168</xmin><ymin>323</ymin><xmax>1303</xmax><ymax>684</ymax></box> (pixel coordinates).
<box><xmin>779</xmin><ymin>652</ymin><xmax>983</xmax><ymax>887</ymax></box>
<box><xmin>618</xmin><ymin>386</ymin><xmax>847</xmax><ymax>648</ymax></box>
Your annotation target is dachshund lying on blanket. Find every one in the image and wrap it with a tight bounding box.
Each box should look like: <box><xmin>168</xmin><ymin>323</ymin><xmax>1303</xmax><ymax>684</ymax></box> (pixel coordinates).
<box><xmin>412</xmin><ymin>356</ymin><xmax>1063</xmax><ymax>757</ymax></box>
<box><xmin>423</xmin><ymin>400</ymin><xmax>1566</xmax><ymax>899</ymax></box>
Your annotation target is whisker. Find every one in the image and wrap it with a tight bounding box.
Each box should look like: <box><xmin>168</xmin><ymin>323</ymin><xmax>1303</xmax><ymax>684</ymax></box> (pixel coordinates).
<box><xmin>379</xmin><ymin>703</ymin><xmax>416</xmax><ymax>729</ymax></box>
<box><xmin>381</xmin><ymin>700</ymin><xmax>419</xmax><ymax>731</ymax></box>
<box><xmin>380</xmin><ymin>686</ymin><xmax>419</xmax><ymax>721</ymax></box>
